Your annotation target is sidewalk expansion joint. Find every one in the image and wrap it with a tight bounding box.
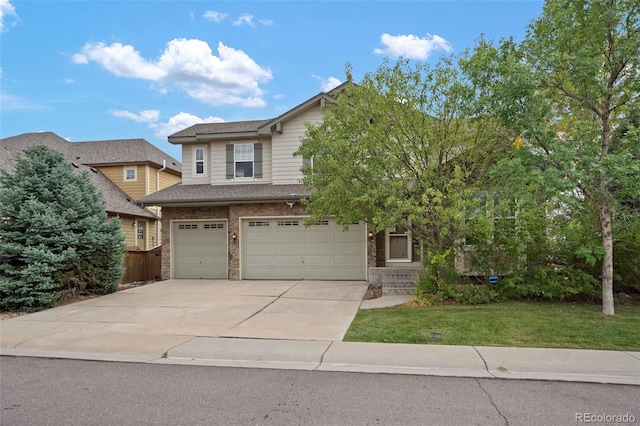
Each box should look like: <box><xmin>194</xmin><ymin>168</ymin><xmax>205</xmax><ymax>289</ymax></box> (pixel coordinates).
<box><xmin>472</xmin><ymin>346</ymin><xmax>496</xmax><ymax>379</ymax></box>
<box><xmin>314</xmin><ymin>341</ymin><xmax>334</xmax><ymax>371</ymax></box>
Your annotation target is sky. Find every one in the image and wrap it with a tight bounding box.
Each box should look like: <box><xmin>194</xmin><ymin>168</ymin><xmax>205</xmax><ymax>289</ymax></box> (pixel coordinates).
<box><xmin>1</xmin><ymin>0</ymin><xmax>544</xmax><ymax>161</ymax></box>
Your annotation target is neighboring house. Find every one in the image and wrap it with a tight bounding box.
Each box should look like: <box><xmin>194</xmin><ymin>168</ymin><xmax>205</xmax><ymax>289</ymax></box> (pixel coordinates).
<box><xmin>0</xmin><ymin>132</ymin><xmax>181</xmax><ymax>251</ymax></box>
<box><xmin>137</xmin><ymin>85</ymin><xmax>421</xmax><ymax>283</ymax></box>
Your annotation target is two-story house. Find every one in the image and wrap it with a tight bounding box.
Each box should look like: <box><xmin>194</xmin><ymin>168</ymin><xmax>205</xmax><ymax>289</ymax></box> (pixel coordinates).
<box><xmin>0</xmin><ymin>132</ymin><xmax>181</xmax><ymax>251</ymax></box>
<box><xmin>138</xmin><ymin>85</ymin><xmax>421</xmax><ymax>282</ymax></box>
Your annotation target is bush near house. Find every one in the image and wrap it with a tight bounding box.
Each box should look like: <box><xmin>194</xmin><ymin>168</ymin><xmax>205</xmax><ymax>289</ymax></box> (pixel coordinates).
<box><xmin>0</xmin><ymin>145</ymin><xmax>125</xmax><ymax>312</ymax></box>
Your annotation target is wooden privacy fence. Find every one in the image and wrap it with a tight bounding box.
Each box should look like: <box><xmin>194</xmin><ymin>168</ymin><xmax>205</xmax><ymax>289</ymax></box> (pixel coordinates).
<box><xmin>121</xmin><ymin>246</ymin><xmax>162</xmax><ymax>283</ymax></box>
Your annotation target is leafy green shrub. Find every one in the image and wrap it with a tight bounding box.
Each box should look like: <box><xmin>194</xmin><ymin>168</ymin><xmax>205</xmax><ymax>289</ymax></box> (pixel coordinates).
<box><xmin>498</xmin><ymin>266</ymin><xmax>600</xmax><ymax>302</ymax></box>
<box><xmin>415</xmin><ymin>271</ymin><xmax>500</xmax><ymax>305</ymax></box>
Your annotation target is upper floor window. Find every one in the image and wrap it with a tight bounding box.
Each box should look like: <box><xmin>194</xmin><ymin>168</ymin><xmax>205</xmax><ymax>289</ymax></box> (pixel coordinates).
<box><xmin>194</xmin><ymin>147</ymin><xmax>205</xmax><ymax>176</ymax></box>
<box><xmin>234</xmin><ymin>144</ymin><xmax>254</xmax><ymax>178</ymax></box>
<box><xmin>124</xmin><ymin>167</ymin><xmax>136</xmax><ymax>182</ymax></box>
<box><xmin>226</xmin><ymin>143</ymin><xmax>262</xmax><ymax>179</ymax></box>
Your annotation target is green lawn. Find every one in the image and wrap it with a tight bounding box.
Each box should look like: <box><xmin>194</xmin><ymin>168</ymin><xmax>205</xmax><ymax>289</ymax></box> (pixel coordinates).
<box><xmin>344</xmin><ymin>301</ymin><xmax>640</xmax><ymax>351</ymax></box>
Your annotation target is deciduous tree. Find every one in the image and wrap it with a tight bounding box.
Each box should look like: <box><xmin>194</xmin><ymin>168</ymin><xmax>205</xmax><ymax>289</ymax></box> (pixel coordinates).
<box><xmin>297</xmin><ymin>59</ymin><xmax>513</xmax><ymax>284</ymax></box>
<box><xmin>465</xmin><ymin>0</ymin><xmax>640</xmax><ymax>315</ymax></box>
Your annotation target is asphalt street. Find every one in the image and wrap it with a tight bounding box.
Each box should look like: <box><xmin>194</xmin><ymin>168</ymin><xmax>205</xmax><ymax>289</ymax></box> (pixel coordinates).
<box><xmin>1</xmin><ymin>357</ymin><xmax>638</xmax><ymax>426</ymax></box>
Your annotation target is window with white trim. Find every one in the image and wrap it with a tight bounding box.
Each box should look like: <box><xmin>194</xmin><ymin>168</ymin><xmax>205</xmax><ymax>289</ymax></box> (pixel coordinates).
<box><xmin>124</xmin><ymin>167</ymin><xmax>136</xmax><ymax>181</ymax></box>
<box><xmin>194</xmin><ymin>147</ymin><xmax>205</xmax><ymax>176</ymax></box>
<box><xmin>137</xmin><ymin>222</ymin><xmax>144</xmax><ymax>240</ymax></box>
<box><xmin>234</xmin><ymin>144</ymin><xmax>254</xmax><ymax>178</ymax></box>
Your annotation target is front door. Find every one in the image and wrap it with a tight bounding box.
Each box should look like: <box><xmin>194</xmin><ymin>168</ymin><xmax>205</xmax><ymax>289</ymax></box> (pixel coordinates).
<box><xmin>386</xmin><ymin>226</ymin><xmax>422</xmax><ymax>263</ymax></box>
<box><xmin>387</xmin><ymin>226</ymin><xmax>411</xmax><ymax>261</ymax></box>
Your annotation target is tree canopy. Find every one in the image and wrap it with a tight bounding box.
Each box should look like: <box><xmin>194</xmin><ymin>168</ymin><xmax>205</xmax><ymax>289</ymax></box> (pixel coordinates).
<box><xmin>464</xmin><ymin>0</ymin><xmax>639</xmax><ymax>315</ymax></box>
<box><xmin>296</xmin><ymin>59</ymin><xmax>514</xmax><ymax>282</ymax></box>
<box><xmin>0</xmin><ymin>145</ymin><xmax>125</xmax><ymax>311</ymax></box>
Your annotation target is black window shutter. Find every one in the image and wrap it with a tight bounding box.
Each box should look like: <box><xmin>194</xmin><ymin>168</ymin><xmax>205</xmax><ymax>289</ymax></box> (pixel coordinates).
<box><xmin>226</xmin><ymin>144</ymin><xmax>234</xmax><ymax>179</ymax></box>
<box><xmin>254</xmin><ymin>143</ymin><xmax>262</xmax><ymax>178</ymax></box>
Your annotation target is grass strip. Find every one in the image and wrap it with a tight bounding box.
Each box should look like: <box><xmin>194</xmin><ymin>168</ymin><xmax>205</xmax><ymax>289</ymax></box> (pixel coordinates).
<box><xmin>344</xmin><ymin>301</ymin><xmax>640</xmax><ymax>351</ymax></box>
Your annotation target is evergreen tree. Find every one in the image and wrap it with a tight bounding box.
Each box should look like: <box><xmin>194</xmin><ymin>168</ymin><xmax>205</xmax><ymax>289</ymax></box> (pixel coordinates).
<box><xmin>0</xmin><ymin>145</ymin><xmax>125</xmax><ymax>311</ymax></box>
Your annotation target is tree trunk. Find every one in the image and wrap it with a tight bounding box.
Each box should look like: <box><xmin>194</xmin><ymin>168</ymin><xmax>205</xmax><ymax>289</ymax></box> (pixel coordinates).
<box><xmin>600</xmin><ymin>203</ymin><xmax>614</xmax><ymax>316</ymax></box>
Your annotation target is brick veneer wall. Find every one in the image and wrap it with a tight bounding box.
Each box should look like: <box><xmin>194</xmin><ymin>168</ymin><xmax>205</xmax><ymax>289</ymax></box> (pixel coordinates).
<box><xmin>162</xmin><ymin>202</ymin><xmax>377</xmax><ymax>280</ymax></box>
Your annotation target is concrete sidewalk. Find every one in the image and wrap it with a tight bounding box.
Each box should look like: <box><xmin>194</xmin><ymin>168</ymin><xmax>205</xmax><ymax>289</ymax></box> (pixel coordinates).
<box><xmin>1</xmin><ymin>283</ymin><xmax>639</xmax><ymax>386</ymax></box>
<box><xmin>156</xmin><ymin>338</ymin><xmax>640</xmax><ymax>385</ymax></box>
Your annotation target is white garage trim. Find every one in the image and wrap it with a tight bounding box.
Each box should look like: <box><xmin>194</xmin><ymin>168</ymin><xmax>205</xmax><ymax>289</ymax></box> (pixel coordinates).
<box><xmin>170</xmin><ymin>219</ymin><xmax>228</xmax><ymax>279</ymax></box>
<box><xmin>238</xmin><ymin>216</ymin><xmax>368</xmax><ymax>281</ymax></box>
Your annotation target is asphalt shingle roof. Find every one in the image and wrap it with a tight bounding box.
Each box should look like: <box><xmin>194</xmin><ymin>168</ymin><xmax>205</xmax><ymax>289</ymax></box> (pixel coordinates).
<box><xmin>73</xmin><ymin>138</ymin><xmax>181</xmax><ymax>173</ymax></box>
<box><xmin>137</xmin><ymin>183</ymin><xmax>309</xmax><ymax>205</ymax></box>
<box><xmin>169</xmin><ymin>119</ymin><xmax>271</xmax><ymax>138</ymax></box>
<box><xmin>1</xmin><ymin>132</ymin><xmax>162</xmax><ymax>219</ymax></box>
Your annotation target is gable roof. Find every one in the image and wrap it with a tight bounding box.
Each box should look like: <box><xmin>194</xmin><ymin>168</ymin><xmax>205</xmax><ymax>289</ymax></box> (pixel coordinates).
<box><xmin>167</xmin><ymin>82</ymin><xmax>351</xmax><ymax>144</ymax></box>
<box><xmin>80</xmin><ymin>164</ymin><xmax>157</xmax><ymax>219</ymax></box>
<box><xmin>73</xmin><ymin>138</ymin><xmax>181</xmax><ymax>174</ymax></box>
<box><xmin>169</xmin><ymin>119</ymin><xmax>271</xmax><ymax>141</ymax></box>
<box><xmin>1</xmin><ymin>132</ymin><xmax>71</xmax><ymax>170</ymax></box>
<box><xmin>0</xmin><ymin>132</ymin><xmax>160</xmax><ymax>220</ymax></box>
<box><xmin>1</xmin><ymin>132</ymin><xmax>181</xmax><ymax>173</ymax></box>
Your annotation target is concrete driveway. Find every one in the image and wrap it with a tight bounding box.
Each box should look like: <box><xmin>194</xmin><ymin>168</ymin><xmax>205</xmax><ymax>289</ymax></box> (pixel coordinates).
<box><xmin>0</xmin><ymin>280</ymin><xmax>368</xmax><ymax>360</ymax></box>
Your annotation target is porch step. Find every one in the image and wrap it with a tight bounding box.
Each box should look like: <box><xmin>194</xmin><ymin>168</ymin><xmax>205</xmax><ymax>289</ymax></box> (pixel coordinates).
<box><xmin>369</xmin><ymin>267</ymin><xmax>419</xmax><ymax>296</ymax></box>
<box><xmin>382</xmin><ymin>281</ymin><xmax>418</xmax><ymax>295</ymax></box>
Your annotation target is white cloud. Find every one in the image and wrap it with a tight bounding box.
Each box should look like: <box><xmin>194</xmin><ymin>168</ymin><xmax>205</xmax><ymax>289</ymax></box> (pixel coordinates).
<box><xmin>203</xmin><ymin>10</ymin><xmax>228</xmax><ymax>23</ymax></box>
<box><xmin>74</xmin><ymin>38</ymin><xmax>272</xmax><ymax>107</ymax></box>
<box><xmin>110</xmin><ymin>109</ymin><xmax>160</xmax><ymax>123</ymax></box>
<box><xmin>110</xmin><ymin>109</ymin><xmax>224</xmax><ymax>139</ymax></box>
<box><xmin>73</xmin><ymin>42</ymin><xmax>167</xmax><ymax>80</ymax></box>
<box><xmin>259</xmin><ymin>19</ymin><xmax>274</xmax><ymax>27</ymax></box>
<box><xmin>233</xmin><ymin>13</ymin><xmax>255</xmax><ymax>27</ymax></box>
<box><xmin>312</xmin><ymin>75</ymin><xmax>342</xmax><ymax>92</ymax></box>
<box><xmin>374</xmin><ymin>33</ymin><xmax>452</xmax><ymax>60</ymax></box>
<box><xmin>153</xmin><ymin>112</ymin><xmax>225</xmax><ymax>138</ymax></box>
<box><xmin>0</xmin><ymin>0</ymin><xmax>18</xmax><ymax>32</ymax></box>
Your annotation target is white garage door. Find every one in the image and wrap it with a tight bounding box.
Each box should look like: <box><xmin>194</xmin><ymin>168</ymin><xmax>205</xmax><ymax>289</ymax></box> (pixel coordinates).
<box><xmin>172</xmin><ymin>221</ymin><xmax>227</xmax><ymax>279</ymax></box>
<box><xmin>242</xmin><ymin>219</ymin><xmax>366</xmax><ymax>280</ymax></box>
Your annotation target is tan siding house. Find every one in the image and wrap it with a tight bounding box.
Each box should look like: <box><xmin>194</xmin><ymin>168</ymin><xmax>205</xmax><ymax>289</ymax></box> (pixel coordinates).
<box><xmin>0</xmin><ymin>133</ymin><xmax>181</xmax><ymax>252</ymax></box>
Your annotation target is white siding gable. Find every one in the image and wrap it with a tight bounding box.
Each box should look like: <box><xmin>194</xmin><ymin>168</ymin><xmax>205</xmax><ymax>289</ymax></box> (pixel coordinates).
<box><xmin>272</xmin><ymin>106</ymin><xmax>323</xmax><ymax>185</ymax></box>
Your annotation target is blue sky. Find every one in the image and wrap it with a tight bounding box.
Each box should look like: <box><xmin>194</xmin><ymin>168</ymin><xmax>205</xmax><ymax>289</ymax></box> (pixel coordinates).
<box><xmin>1</xmin><ymin>1</ymin><xmax>544</xmax><ymax>161</ymax></box>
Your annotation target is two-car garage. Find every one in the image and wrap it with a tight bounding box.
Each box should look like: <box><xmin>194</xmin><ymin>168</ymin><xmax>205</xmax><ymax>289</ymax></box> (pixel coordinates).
<box><xmin>241</xmin><ymin>218</ymin><xmax>366</xmax><ymax>280</ymax></box>
<box><xmin>171</xmin><ymin>218</ymin><xmax>367</xmax><ymax>280</ymax></box>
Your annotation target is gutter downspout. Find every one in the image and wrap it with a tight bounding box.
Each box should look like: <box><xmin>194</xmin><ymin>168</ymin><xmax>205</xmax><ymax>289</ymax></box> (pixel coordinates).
<box><xmin>156</xmin><ymin>160</ymin><xmax>167</xmax><ymax>247</ymax></box>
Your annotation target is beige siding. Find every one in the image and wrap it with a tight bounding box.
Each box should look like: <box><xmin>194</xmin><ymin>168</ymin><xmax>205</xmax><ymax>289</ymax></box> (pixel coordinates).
<box><xmin>97</xmin><ymin>165</ymin><xmax>147</xmax><ymax>200</ymax></box>
<box><xmin>120</xmin><ymin>217</ymin><xmax>137</xmax><ymax>248</ymax></box>
<box><xmin>181</xmin><ymin>144</ymin><xmax>211</xmax><ymax>185</ymax></box>
<box><xmin>271</xmin><ymin>107</ymin><xmax>323</xmax><ymax>184</ymax></box>
<box><xmin>211</xmin><ymin>139</ymin><xmax>272</xmax><ymax>185</ymax></box>
<box><xmin>148</xmin><ymin>165</ymin><xmax>157</xmax><ymax>195</ymax></box>
<box><xmin>148</xmin><ymin>219</ymin><xmax>160</xmax><ymax>248</ymax></box>
<box><xmin>159</xmin><ymin>170</ymin><xmax>181</xmax><ymax>189</ymax></box>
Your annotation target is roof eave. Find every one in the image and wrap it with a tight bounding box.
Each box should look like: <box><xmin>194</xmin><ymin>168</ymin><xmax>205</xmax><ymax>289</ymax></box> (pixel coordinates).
<box><xmin>257</xmin><ymin>93</ymin><xmax>334</xmax><ymax>135</ymax></box>
<box><xmin>169</xmin><ymin>131</ymin><xmax>265</xmax><ymax>144</ymax></box>
<box><xmin>138</xmin><ymin>194</ymin><xmax>308</xmax><ymax>208</ymax></box>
